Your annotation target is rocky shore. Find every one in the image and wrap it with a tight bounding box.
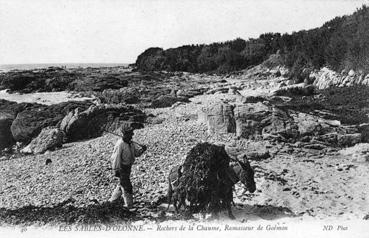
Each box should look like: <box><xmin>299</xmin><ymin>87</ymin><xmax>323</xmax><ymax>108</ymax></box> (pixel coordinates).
<box><xmin>0</xmin><ymin>65</ymin><xmax>369</xmax><ymax>226</ymax></box>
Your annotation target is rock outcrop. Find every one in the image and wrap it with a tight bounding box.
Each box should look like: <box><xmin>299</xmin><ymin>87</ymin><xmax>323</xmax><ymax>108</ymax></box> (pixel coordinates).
<box><xmin>60</xmin><ymin>104</ymin><xmax>146</xmax><ymax>142</ymax></box>
<box><xmin>312</xmin><ymin>67</ymin><xmax>369</xmax><ymax>89</ymax></box>
<box><xmin>272</xmin><ymin>83</ymin><xmax>315</xmax><ymax>97</ymax></box>
<box><xmin>233</xmin><ymin>103</ymin><xmax>298</xmax><ymax>140</ymax></box>
<box><xmin>93</xmin><ymin>88</ymin><xmax>140</xmax><ymax>104</ymax></box>
<box><xmin>10</xmin><ymin>101</ymin><xmax>92</xmax><ymax>143</ymax></box>
<box><xmin>340</xmin><ymin>143</ymin><xmax>369</xmax><ymax>162</ymax></box>
<box><xmin>0</xmin><ymin>67</ymin><xmax>134</xmax><ymax>93</ymax></box>
<box><xmin>70</xmin><ymin>75</ymin><xmax>128</xmax><ymax>92</ymax></box>
<box><xmin>0</xmin><ymin>112</ymin><xmax>15</xmax><ymax>150</ymax></box>
<box><xmin>21</xmin><ymin>127</ymin><xmax>64</xmax><ymax>154</ymax></box>
<box><xmin>150</xmin><ymin>95</ymin><xmax>189</xmax><ymax>108</ymax></box>
<box><xmin>359</xmin><ymin>123</ymin><xmax>369</xmax><ymax>143</ymax></box>
<box><xmin>176</xmin><ymin>88</ymin><xmax>205</xmax><ymax>98</ymax></box>
<box><xmin>0</xmin><ymin>67</ymin><xmax>79</xmax><ymax>93</ymax></box>
<box><xmin>198</xmin><ymin>103</ymin><xmax>236</xmax><ymax>134</ymax></box>
<box><xmin>200</xmin><ymin>101</ymin><xmax>365</xmax><ymax>147</ymax></box>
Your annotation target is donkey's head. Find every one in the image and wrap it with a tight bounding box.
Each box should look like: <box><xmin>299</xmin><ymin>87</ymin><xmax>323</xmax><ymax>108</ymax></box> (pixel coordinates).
<box><xmin>232</xmin><ymin>156</ymin><xmax>256</xmax><ymax>193</ymax></box>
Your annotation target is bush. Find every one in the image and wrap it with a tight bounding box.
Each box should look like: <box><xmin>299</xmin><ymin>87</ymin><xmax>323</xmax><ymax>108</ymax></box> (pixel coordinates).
<box><xmin>135</xmin><ymin>5</ymin><xmax>369</xmax><ymax>75</ymax></box>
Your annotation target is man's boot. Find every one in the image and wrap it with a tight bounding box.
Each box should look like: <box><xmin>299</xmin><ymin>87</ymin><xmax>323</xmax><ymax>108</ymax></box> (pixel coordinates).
<box><xmin>108</xmin><ymin>185</ymin><xmax>123</xmax><ymax>203</ymax></box>
<box><xmin>123</xmin><ymin>191</ymin><xmax>134</xmax><ymax>209</ymax></box>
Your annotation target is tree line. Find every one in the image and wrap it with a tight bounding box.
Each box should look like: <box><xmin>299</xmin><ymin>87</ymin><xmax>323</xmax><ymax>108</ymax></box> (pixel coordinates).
<box><xmin>135</xmin><ymin>5</ymin><xmax>369</xmax><ymax>79</ymax></box>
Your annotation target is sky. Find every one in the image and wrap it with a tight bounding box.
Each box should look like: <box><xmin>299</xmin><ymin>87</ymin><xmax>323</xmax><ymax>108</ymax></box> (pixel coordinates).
<box><xmin>0</xmin><ymin>0</ymin><xmax>368</xmax><ymax>64</ymax></box>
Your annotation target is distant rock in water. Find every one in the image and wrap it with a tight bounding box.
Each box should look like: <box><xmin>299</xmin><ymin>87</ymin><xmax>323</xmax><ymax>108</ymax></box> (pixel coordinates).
<box><xmin>60</xmin><ymin>104</ymin><xmax>146</xmax><ymax>142</ymax></box>
<box><xmin>0</xmin><ymin>67</ymin><xmax>130</xmax><ymax>93</ymax></box>
<box><xmin>21</xmin><ymin>127</ymin><xmax>63</xmax><ymax>154</ymax></box>
<box><xmin>0</xmin><ymin>67</ymin><xmax>79</xmax><ymax>93</ymax></box>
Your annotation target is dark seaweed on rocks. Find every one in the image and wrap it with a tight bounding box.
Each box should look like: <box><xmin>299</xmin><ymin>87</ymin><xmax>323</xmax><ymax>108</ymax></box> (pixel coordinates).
<box><xmin>0</xmin><ymin>68</ymin><xmax>80</xmax><ymax>93</ymax></box>
<box><xmin>0</xmin><ymin>67</ymin><xmax>130</xmax><ymax>93</ymax></box>
<box><xmin>0</xmin><ymin>200</ymin><xmax>137</xmax><ymax>226</ymax></box>
<box><xmin>276</xmin><ymin>85</ymin><xmax>369</xmax><ymax>125</ymax></box>
<box><xmin>150</xmin><ymin>96</ymin><xmax>190</xmax><ymax>108</ymax></box>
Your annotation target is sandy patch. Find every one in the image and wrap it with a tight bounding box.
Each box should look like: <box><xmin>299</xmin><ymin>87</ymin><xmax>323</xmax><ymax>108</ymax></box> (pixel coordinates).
<box><xmin>0</xmin><ymin>90</ymin><xmax>93</xmax><ymax>105</ymax></box>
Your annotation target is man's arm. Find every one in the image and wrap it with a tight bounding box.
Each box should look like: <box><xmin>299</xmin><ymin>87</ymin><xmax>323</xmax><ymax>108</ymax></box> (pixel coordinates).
<box><xmin>132</xmin><ymin>142</ymin><xmax>147</xmax><ymax>157</ymax></box>
<box><xmin>111</xmin><ymin>139</ymin><xmax>123</xmax><ymax>176</ymax></box>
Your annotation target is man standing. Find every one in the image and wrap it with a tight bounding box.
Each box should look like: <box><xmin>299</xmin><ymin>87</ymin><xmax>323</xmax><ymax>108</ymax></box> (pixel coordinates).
<box><xmin>109</xmin><ymin>125</ymin><xmax>147</xmax><ymax>209</ymax></box>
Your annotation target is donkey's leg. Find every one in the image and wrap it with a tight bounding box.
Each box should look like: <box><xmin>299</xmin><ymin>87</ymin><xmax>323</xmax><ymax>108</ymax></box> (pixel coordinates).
<box><xmin>210</xmin><ymin>211</ymin><xmax>220</xmax><ymax>220</ymax></box>
<box><xmin>175</xmin><ymin>196</ymin><xmax>184</xmax><ymax>213</ymax></box>
<box><xmin>227</xmin><ymin>202</ymin><xmax>236</xmax><ymax>220</ymax></box>
<box><xmin>226</xmin><ymin>189</ymin><xmax>236</xmax><ymax>219</ymax></box>
<box><xmin>166</xmin><ymin>183</ymin><xmax>172</xmax><ymax>211</ymax></box>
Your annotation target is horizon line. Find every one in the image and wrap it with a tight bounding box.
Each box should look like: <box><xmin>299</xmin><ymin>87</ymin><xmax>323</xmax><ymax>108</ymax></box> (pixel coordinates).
<box><xmin>0</xmin><ymin>62</ymin><xmax>132</xmax><ymax>66</ymax></box>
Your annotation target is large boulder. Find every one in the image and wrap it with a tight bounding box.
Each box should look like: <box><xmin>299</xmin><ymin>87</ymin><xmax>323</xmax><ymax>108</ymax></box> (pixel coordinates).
<box><xmin>292</xmin><ymin>112</ymin><xmax>338</xmax><ymax>136</ymax></box>
<box><xmin>234</xmin><ymin>102</ymin><xmax>298</xmax><ymax>140</ymax></box>
<box><xmin>198</xmin><ymin>103</ymin><xmax>236</xmax><ymax>134</ymax></box>
<box><xmin>60</xmin><ymin>104</ymin><xmax>146</xmax><ymax>142</ymax></box>
<box><xmin>261</xmin><ymin>107</ymin><xmax>299</xmax><ymax>140</ymax></box>
<box><xmin>10</xmin><ymin>101</ymin><xmax>92</xmax><ymax>143</ymax></box>
<box><xmin>359</xmin><ymin>123</ymin><xmax>369</xmax><ymax>143</ymax></box>
<box><xmin>21</xmin><ymin>127</ymin><xmax>64</xmax><ymax>154</ymax></box>
<box><xmin>0</xmin><ymin>112</ymin><xmax>15</xmax><ymax>150</ymax></box>
<box><xmin>11</xmin><ymin>106</ymin><xmax>55</xmax><ymax>142</ymax></box>
<box><xmin>233</xmin><ymin>102</ymin><xmax>270</xmax><ymax>139</ymax></box>
<box><xmin>339</xmin><ymin>143</ymin><xmax>369</xmax><ymax>162</ymax></box>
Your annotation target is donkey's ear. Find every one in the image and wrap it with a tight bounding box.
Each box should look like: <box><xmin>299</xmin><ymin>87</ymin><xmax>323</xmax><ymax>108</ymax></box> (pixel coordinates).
<box><xmin>237</xmin><ymin>153</ymin><xmax>248</xmax><ymax>161</ymax></box>
<box><xmin>178</xmin><ymin>165</ymin><xmax>183</xmax><ymax>176</ymax></box>
<box><xmin>241</xmin><ymin>154</ymin><xmax>251</xmax><ymax>165</ymax></box>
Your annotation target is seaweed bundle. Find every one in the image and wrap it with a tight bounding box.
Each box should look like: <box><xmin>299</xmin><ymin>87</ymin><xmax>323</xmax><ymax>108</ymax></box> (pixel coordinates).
<box><xmin>173</xmin><ymin>142</ymin><xmax>231</xmax><ymax>215</ymax></box>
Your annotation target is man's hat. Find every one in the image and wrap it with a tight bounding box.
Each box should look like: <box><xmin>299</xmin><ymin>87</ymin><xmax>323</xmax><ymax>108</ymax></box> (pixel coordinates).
<box><xmin>120</xmin><ymin>123</ymin><xmax>134</xmax><ymax>134</ymax></box>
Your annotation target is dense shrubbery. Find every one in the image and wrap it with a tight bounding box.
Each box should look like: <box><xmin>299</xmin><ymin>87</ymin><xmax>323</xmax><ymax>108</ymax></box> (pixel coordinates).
<box><xmin>135</xmin><ymin>5</ymin><xmax>369</xmax><ymax>76</ymax></box>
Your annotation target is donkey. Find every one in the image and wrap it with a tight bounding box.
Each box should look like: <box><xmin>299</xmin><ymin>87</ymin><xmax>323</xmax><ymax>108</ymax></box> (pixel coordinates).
<box><xmin>166</xmin><ymin>156</ymin><xmax>256</xmax><ymax>219</ymax></box>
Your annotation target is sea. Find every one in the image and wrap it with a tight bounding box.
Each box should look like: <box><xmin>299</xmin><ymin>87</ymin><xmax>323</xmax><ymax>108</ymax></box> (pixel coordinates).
<box><xmin>0</xmin><ymin>63</ymin><xmax>129</xmax><ymax>72</ymax></box>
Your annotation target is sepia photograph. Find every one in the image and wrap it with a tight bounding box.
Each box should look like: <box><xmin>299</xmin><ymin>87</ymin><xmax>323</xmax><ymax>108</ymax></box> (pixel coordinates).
<box><xmin>1</xmin><ymin>0</ymin><xmax>369</xmax><ymax>237</ymax></box>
